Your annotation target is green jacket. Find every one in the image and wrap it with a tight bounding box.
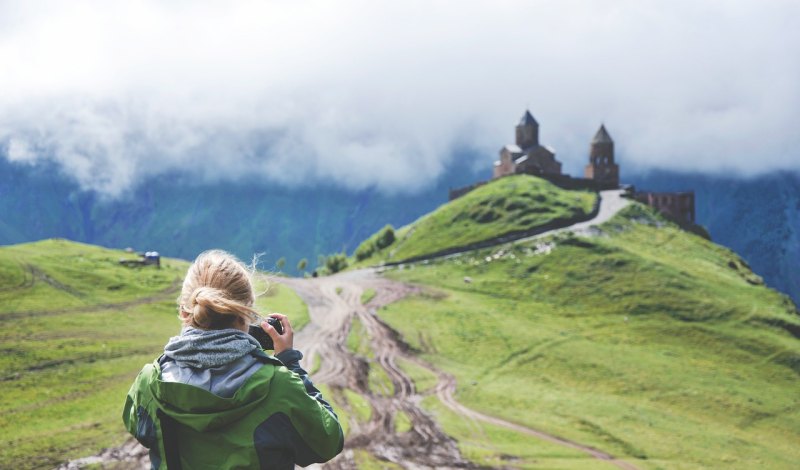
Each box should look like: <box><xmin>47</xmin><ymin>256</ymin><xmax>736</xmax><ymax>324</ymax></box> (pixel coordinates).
<box><xmin>123</xmin><ymin>349</ymin><xmax>343</xmax><ymax>469</ymax></box>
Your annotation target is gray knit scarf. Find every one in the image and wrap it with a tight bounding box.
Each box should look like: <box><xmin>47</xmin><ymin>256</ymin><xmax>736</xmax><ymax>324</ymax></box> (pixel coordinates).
<box><xmin>163</xmin><ymin>327</ymin><xmax>261</xmax><ymax>369</ymax></box>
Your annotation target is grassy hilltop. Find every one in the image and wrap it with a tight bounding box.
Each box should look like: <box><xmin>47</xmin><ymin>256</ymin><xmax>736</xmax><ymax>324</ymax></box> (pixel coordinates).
<box><xmin>0</xmin><ymin>240</ymin><xmax>307</xmax><ymax>469</ymax></box>
<box><xmin>353</xmin><ymin>175</ymin><xmax>597</xmax><ymax>265</ymax></box>
<box><xmin>374</xmin><ymin>202</ymin><xmax>800</xmax><ymax>469</ymax></box>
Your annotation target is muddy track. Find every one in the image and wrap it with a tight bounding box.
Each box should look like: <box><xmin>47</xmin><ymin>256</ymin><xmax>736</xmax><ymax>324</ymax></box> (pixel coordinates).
<box><xmin>281</xmin><ymin>274</ymin><xmax>473</xmax><ymax>469</ymax></box>
<box><xmin>284</xmin><ymin>271</ymin><xmax>640</xmax><ymax>470</ymax></box>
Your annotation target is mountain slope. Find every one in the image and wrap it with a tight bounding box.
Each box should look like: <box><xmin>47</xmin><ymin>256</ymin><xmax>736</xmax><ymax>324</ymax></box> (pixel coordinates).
<box><xmin>0</xmin><ymin>239</ymin><xmax>307</xmax><ymax>469</ymax></box>
<box><xmin>628</xmin><ymin>170</ymin><xmax>800</xmax><ymax>303</ymax></box>
<box><xmin>372</xmin><ymin>203</ymin><xmax>800</xmax><ymax>469</ymax></box>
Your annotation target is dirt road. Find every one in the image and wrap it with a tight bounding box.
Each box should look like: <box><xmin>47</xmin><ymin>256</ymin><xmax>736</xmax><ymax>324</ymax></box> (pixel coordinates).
<box><xmin>280</xmin><ymin>273</ymin><xmax>473</xmax><ymax>469</ymax></box>
<box><xmin>280</xmin><ymin>271</ymin><xmax>640</xmax><ymax>470</ymax></box>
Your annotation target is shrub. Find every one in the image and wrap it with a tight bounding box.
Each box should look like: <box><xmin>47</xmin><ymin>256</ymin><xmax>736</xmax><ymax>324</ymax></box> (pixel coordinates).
<box><xmin>325</xmin><ymin>253</ymin><xmax>349</xmax><ymax>274</ymax></box>
<box><xmin>375</xmin><ymin>225</ymin><xmax>396</xmax><ymax>249</ymax></box>
<box><xmin>354</xmin><ymin>225</ymin><xmax>396</xmax><ymax>261</ymax></box>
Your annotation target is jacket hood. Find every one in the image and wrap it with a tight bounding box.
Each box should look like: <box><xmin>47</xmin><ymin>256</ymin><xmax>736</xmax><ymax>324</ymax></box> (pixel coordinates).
<box><xmin>145</xmin><ymin>355</ymin><xmax>278</xmax><ymax>432</ymax></box>
<box><xmin>163</xmin><ymin>327</ymin><xmax>261</xmax><ymax>369</ymax></box>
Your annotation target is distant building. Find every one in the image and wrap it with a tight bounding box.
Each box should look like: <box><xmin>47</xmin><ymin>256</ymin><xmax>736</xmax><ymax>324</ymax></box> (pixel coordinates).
<box><xmin>584</xmin><ymin>124</ymin><xmax>619</xmax><ymax>187</ymax></box>
<box><xmin>119</xmin><ymin>250</ymin><xmax>161</xmax><ymax>268</ymax></box>
<box><xmin>635</xmin><ymin>191</ymin><xmax>696</xmax><ymax>224</ymax></box>
<box><xmin>451</xmin><ymin>109</ymin><xmax>697</xmax><ymax>229</ymax></box>
<box><xmin>493</xmin><ymin>111</ymin><xmax>562</xmax><ymax>179</ymax></box>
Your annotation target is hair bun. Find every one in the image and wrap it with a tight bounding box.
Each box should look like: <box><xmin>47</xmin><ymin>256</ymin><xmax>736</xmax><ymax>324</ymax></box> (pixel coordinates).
<box><xmin>189</xmin><ymin>286</ymin><xmax>224</xmax><ymax>308</ymax></box>
<box><xmin>189</xmin><ymin>286</ymin><xmax>226</xmax><ymax>328</ymax></box>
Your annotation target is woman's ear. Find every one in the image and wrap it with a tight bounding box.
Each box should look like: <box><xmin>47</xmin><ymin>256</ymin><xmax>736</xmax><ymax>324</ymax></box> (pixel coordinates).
<box><xmin>177</xmin><ymin>308</ymin><xmax>191</xmax><ymax>321</ymax></box>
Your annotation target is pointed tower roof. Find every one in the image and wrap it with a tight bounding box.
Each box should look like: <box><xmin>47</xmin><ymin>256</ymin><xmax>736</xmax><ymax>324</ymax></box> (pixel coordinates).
<box><xmin>592</xmin><ymin>124</ymin><xmax>613</xmax><ymax>144</ymax></box>
<box><xmin>519</xmin><ymin>110</ymin><xmax>538</xmax><ymax>126</ymax></box>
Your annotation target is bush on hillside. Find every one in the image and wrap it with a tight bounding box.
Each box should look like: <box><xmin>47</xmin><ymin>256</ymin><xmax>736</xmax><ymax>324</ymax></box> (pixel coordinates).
<box><xmin>355</xmin><ymin>225</ymin><xmax>396</xmax><ymax>261</ymax></box>
<box><xmin>375</xmin><ymin>225</ymin><xmax>396</xmax><ymax>249</ymax></box>
<box><xmin>325</xmin><ymin>253</ymin><xmax>349</xmax><ymax>273</ymax></box>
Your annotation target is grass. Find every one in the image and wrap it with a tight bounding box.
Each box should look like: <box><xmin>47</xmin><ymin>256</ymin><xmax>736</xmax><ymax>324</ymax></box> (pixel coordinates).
<box><xmin>394</xmin><ymin>410</ymin><xmax>412</xmax><ymax>434</ymax></box>
<box><xmin>351</xmin><ymin>175</ymin><xmax>596</xmax><ymax>265</ymax></box>
<box><xmin>255</xmin><ymin>279</ymin><xmax>310</xmax><ymax>332</ymax></box>
<box><xmin>0</xmin><ymin>240</ymin><xmax>187</xmax><ymax>469</ymax></box>
<box><xmin>347</xmin><ymin>316</ymin><xmax>373</xmax><ymax>359</ymax></box>
<box><xmin>377</xmin><ymin>204</ymin><xmax>800</xmax><ymax>469</ymax></box>
<box><xmin>395</xmin><ymin>357</ymin><xmax>438</xmax><ymax>394</ymax></box>
<box><xmin>343</xmin><ymin>388</ymin><xmax>372</xmax><ymax>424</ymax></box>
<box><xmin>367</xmin><ymin>361</ymin><xmax>394</xmax><ymax>397</ymax></box>
<box><xmin>0</xmin><ymin>239</ymin><xmax>310</xmax><ymax>469</ymax></box>
<box><xmin>420</xmin><ymin>395</ymin><xmax>620</xmax><ymax>469</ymax></box>
<box><xmin>361</xmin><ymin>288</ymin><xmax>377</xmax><ymax>305</ymax></box>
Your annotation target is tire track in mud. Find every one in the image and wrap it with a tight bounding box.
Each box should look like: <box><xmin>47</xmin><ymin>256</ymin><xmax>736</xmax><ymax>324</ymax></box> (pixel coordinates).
<box><xmin>281</xmin><ymin>270</ymin><xmax>640</xmax><ymax>470</ymax></box>
<box><xmin>280</xmin><ymin>275</ymin><xmax>473</xmax><ymax>469</ymax></box>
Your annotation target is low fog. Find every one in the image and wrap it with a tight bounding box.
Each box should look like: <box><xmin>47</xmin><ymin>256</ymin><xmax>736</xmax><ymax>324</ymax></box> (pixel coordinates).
<box><xmin>1</xmin><ymin>0</ymin><xmax>798</xmax><ymax>196</ymax></box>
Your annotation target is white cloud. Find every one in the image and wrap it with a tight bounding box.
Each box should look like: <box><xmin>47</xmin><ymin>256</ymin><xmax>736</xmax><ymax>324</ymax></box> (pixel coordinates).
<box><xmin>1</xmin><ymin>0</ymin><xmax>798</xmax><ymax>195</ymax></box>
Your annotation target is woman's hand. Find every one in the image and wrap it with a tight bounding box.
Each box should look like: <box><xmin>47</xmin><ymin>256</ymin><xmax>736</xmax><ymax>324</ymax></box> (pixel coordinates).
<box><xmin>262</xmin><ymin>313</ymin><xmax>293</xmax><ymax>355</ymax></box>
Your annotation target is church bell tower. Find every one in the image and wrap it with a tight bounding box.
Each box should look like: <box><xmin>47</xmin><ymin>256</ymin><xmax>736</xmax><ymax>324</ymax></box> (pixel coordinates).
<box><xmin>515</xmin><ymin>110</ymin><xmax>539</xmax><ymax>149</ymax></box>
<box><xmin>584</xmin><ymin>124</ymin><xmax>619</xmax><ymax>187</ymax></box>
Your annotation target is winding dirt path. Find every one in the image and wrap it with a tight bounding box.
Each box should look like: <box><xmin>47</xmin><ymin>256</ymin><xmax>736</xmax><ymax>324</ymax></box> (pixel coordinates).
<box><xmin>279</xmin><ymin>271</ymin><xmax>640</xmax><ymax>470</ymax></box>
<box><xmin>281</xmin><ymin>274</ymin><xmax>473</xmax><ymax>469</ymax></box>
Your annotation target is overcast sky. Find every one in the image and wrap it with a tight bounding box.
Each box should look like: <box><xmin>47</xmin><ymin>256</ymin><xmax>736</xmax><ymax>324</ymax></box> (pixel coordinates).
<box><xmin>0</xmin><ymin>0</ymin><xmax>798</xmax><ymax>195</ymax></box>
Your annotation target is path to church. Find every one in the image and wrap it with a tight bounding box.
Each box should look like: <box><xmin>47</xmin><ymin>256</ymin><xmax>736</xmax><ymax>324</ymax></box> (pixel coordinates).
<box><xmin>61</xmin><ymin>191</ymin><xmax>636</xmax><ymax>469</ymax></box>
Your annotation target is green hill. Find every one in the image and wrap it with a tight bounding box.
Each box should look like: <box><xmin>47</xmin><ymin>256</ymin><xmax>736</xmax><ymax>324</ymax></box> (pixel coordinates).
<box><xmin>3</xmin><ymin>183</ymin><xmax>799</xmax><ymax>469</ymax></box>
<box><xmin>0</xmin><ymin>239</ymin><xmax>307</xmax><ymax>469</ymax></box>
<box><xmin>374</xmin><ymin>203</ymin><xmax>800</xmax><ymax>469</ymax></box>
<box><xmin>352</xmin><ymin>175</ymin><xmax>597</xmax><ymax>265</ymax></box>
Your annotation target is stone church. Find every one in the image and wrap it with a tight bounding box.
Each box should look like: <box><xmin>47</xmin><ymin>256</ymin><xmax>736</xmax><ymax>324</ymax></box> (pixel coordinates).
<box><xmin>453</xmin><ymin>109</ymin><xmax>696</xmax><ymax>225</ymax></box>
<box><xmin>493</xmin><ymin>111</ymin><xmax>562</xmax><ymax>179</ymax></box>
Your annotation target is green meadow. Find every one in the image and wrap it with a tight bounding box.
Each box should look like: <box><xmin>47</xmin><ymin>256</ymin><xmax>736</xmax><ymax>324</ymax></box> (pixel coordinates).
<box><xmin>0</xmin><ymin>240</ymin><xmax>306</xmax><ymax>469</ymax></box>
<box><xmin>2</xmin><ymin>181</ymin><xmax>799</xmax><ymax>469</ymax></box>
<box><xmin>377</xmin><ymin>204</ymin><xmax>800</xmax><ymax>469</ymax></box>
<box><xmin>353</xmin><ymin>174</ymin><xmax>597</xmax><ymax>265</ymax></box>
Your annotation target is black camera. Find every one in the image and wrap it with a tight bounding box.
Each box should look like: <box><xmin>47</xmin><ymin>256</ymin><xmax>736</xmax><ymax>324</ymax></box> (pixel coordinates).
<box><xmin>248</xmin><ymin>317</ymin><xmax>284</xmax><ymax>350</ymax></box>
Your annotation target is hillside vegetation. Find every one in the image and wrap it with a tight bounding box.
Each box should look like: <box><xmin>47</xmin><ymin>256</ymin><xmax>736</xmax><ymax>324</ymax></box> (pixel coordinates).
<box><xmin>0</xmin><ymin>240</ymin><xmax>307</xmax><ymax>469</ymax></box>
<box><xmin>377</xmin><ymin>204</ymin><xmax>800</xmax><ymax>469</ymax></box>
<box><xmin>353</xmin><ymin>175</ymin><xmax>597</xmax><ymax>265</ymax></box>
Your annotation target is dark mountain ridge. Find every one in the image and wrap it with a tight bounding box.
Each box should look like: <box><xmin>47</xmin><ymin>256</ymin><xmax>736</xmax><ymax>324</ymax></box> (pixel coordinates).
<box><xmin>1</xmin><ymin>156</ymin><xmax>797</xmax><ymax>302</ymax></box>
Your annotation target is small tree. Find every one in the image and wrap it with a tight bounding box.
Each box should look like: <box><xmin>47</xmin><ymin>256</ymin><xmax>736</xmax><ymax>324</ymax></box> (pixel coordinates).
<box><xmin>297</xmin><ymin>258</ymin><xmax>308</xmax><ymax>272</ymax></box>
<box><xmin>276</xmin><ymin>257</ymin><xmax>286</xmax><ymax>271</ymax></box>
<box><xmin>354</xmin><ymin>225</ymin><xmax>396</xmax><ymax>261</ymax></box>
<box><xmin>354</xmin><ymin>243</ymin><xmax>374</xmax><ymax>261</ymax></box>
<box><xmin>325</xmin><ymin>253</ymin><xmax>348</xmax><ymax>274</ymax></box>
<box><xmin>375</xmin><ymin>225</ymin><xmax>395</xmax><ymax>250</ymax></box>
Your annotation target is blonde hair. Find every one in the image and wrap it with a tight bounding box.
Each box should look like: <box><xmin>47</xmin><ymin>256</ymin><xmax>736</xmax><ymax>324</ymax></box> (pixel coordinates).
<box><xmin>177</xmin><ymin>250</ymin><xmax>259</xmax><ymax>330</ymax></box>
